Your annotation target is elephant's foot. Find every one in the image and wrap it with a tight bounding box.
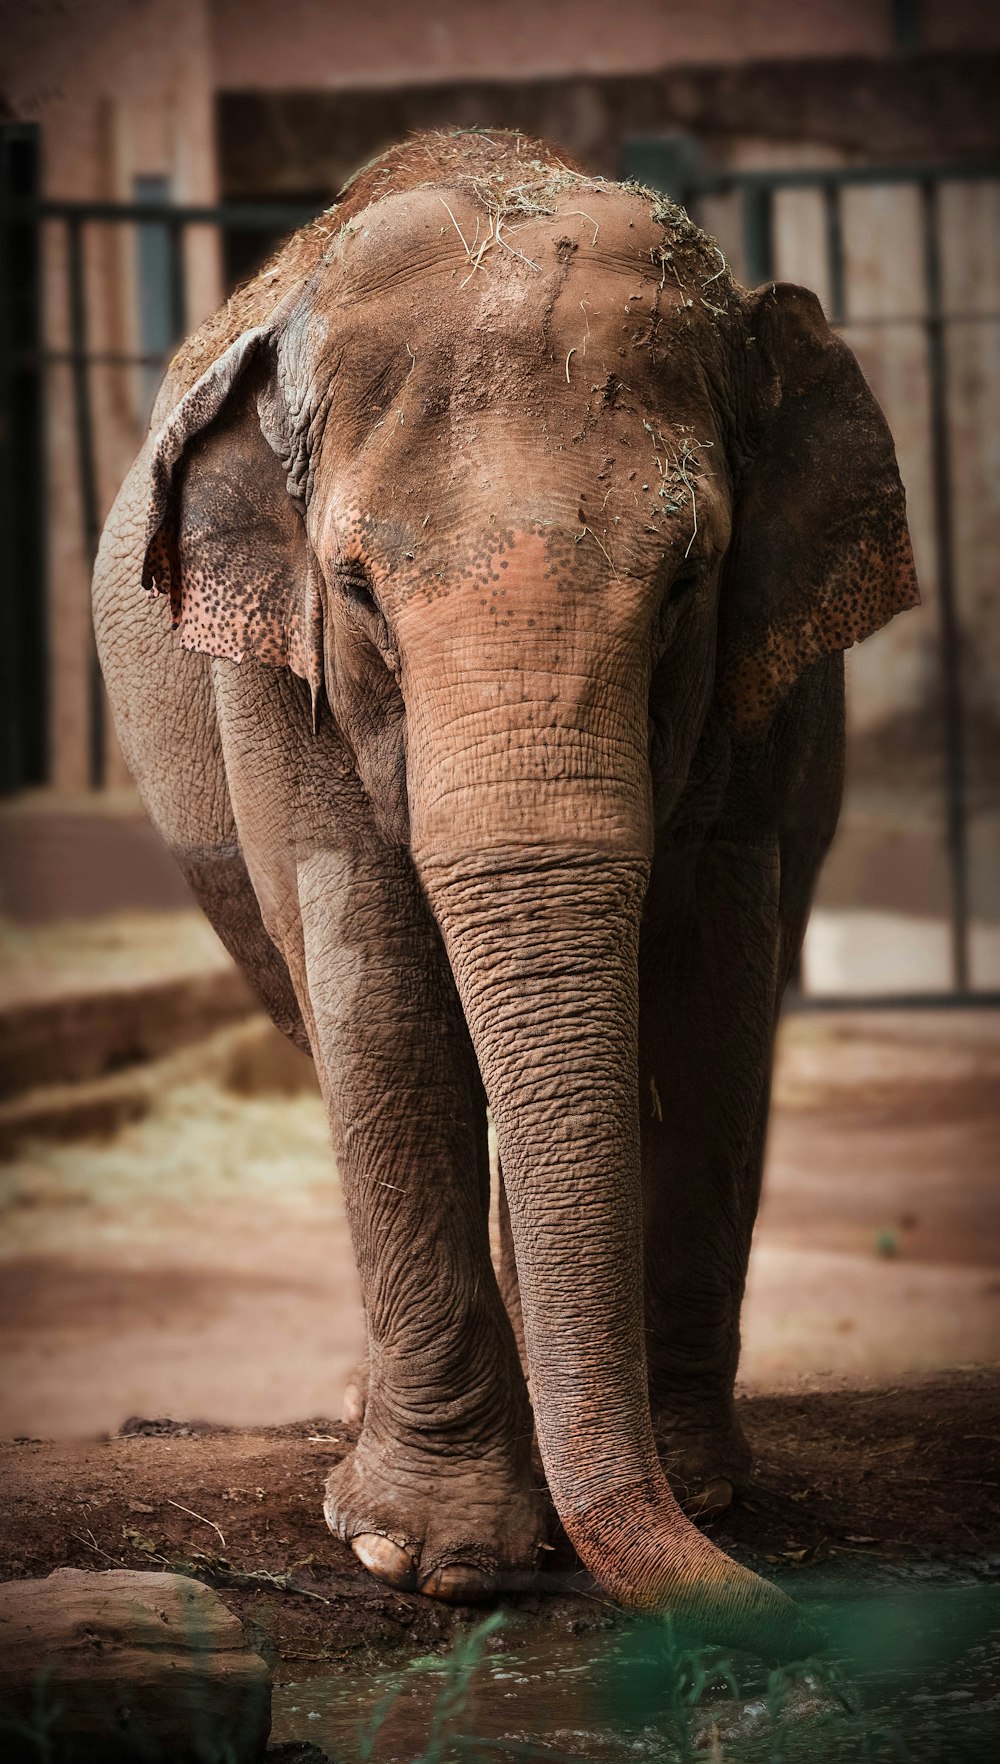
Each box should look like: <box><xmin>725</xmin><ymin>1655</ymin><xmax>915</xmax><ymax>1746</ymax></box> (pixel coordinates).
<box><xmin>650</xmin><ymin>1403</ymin><xmax>753</xmax><ymax>1521</ymax></box>
<box><xmin>324</xmin><ymin>1432</ymin><xmax>547</xmax><ymax>1602</ymax></box>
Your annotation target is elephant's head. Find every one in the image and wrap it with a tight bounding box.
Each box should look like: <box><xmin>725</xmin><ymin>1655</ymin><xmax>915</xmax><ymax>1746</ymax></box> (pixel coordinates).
<box><xmin>139</xmin><ymin>135</ymin><xmax>917</xmax><ymax>1653</ymax></box>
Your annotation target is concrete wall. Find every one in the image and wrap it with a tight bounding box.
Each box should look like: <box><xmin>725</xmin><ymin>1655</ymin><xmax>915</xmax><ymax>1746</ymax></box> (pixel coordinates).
<box><xmin>209</xmin><ymin>0</ymin><xmax>898</xmax><ymax>89</ymax></box>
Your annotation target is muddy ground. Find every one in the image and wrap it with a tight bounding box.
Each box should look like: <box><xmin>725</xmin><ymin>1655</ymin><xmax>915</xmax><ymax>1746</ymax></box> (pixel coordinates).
<box><xmin>2</xmin><ymin>1368</ymin><xmax>998</xmax><ymax>1673</ymax></box>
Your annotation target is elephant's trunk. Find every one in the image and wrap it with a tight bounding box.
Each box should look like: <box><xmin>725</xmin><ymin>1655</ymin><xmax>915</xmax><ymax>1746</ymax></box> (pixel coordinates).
<box><xmin>414</xmin><ymin>836</ymin><xmax>808</xmax><ymax>1654</ymax></box>
<box><xmin>401</xmin><ymin>568</ymin><xmax>811</xmax><ymax>1655</ymax></box>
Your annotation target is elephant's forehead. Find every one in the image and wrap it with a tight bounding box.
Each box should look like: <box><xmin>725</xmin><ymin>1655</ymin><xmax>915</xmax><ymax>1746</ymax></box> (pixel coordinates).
<box><xmin>324</xmin><ymin>182</ymin><xmax>685</xmax><ymax>315</ymax></box>
<box><xmin>314</xmin><ymin>187</ymin><xmax>719</xmax><ymax>424</ymax></box>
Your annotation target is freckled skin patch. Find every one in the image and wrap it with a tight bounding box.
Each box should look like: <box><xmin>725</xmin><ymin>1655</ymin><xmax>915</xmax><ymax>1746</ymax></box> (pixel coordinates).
<box><xmin>719</xmin><ymin>518</ymin><xmax>917</xmax><ymax>732</ymax></box>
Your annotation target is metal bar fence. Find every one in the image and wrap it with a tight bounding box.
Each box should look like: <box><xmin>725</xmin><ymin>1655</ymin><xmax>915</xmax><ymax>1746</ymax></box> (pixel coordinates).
<box><xmin>0</xmin><ymin>123</ymin><xmax>47</xmax><ymax>792</ymax></box>
<box><xmin>65</xmin><ymin>212</ymin><xmax>106</xmax><ymax>790</ymax></box>
<box><xmin>1</xmin><ymin>194</ymin><xmax>325</xmax><ymax>792</ymax></box>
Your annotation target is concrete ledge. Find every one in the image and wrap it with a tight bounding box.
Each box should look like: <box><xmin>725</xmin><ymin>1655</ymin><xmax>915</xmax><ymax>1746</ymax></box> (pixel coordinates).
<box><xmin>0</xmin><ymin>1016</ymin><xmax>316</xmax><ymax>1152</ymax></box>
<box><xmin>0</xmin><ymin>969</ymin><xmax>258</xmax><ymax>1099</ymax></box>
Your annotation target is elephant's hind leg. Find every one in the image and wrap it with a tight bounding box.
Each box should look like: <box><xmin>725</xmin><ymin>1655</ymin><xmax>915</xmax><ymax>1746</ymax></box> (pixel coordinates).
<box><xmin>639</xmin><ymin>832</ymin><xmax>777</xmax><ymax>1516</ymax></box>
<box><xmin>174</xmin><ymin>840</ymin><xmax>307</xmax><ymax>1051</ymax></box>
<box><xmin>639</xmin><ymin>660</ymin><xmax>844</xmax><ymax>1517</ymax></box>
<box><xmin>496</xmin><ymin>1162</ymin><xmax>528</xmax><ymax>1376</ymax></box>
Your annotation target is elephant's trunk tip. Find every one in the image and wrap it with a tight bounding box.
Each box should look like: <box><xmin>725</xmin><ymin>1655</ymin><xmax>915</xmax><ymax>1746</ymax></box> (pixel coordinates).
<box><xmin>564</xmin><ymin>1481</ymin><xmax>822</xmax><ymax>1661</ymax></box>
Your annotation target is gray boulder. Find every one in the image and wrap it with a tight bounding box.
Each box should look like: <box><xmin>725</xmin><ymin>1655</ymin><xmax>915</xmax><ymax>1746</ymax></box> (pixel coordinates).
<box><xmin>0</xmin><ymin>1568</ymin><xmax>271</xmax><ymax>1761</ymax></box>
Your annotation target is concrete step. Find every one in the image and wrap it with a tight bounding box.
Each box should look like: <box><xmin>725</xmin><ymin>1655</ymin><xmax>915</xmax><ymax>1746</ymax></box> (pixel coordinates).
<box><xmin>0</xmin><ymin>910</ymin><xmax>260</xmax><ymax>1098</ymax></box>
<box><xmin>0</xmin><ymin>968</ymin><xmax>260</xmax><ymax>1098</ymax></box>
<box><xmin>0</xmin><ymin>1017</ymin><xmax>317</xmax><ymax>1157</ymax></box>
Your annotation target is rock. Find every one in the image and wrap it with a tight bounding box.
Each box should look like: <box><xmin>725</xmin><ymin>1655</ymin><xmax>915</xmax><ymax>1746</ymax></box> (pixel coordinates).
<box><xmin>0</xmin><ymin>1569</ymin><xmax>271</xmax><ymax>1762</ymax></box>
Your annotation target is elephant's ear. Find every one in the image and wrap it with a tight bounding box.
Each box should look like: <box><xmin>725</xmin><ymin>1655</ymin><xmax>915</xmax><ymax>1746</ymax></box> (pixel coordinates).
<box><xmin>141</xmin><ymin>326</ymin><xmax>324</xmax><ymax>700</ymax></box>
<box><xmin>716</xmin><ymin>282</ymin><xmax>919</xmax><ymax>738</ymax></box>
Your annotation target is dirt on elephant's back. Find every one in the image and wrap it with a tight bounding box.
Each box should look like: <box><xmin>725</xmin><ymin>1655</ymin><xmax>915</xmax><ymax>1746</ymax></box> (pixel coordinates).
<box><xmin>1</xmin><ymin>1366</ymin><xmax>997</xmax><ymax>1672</ymax></box>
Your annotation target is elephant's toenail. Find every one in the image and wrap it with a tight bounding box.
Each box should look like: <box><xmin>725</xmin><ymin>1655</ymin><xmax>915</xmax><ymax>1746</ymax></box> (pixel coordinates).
<box><xmin>420</xmin><ymin>1564</ymin><xmax>493</xmax><ymax>1604</ymax></box>
<box><xmin>683</xmin><ymin>1477</ymin><xmax>734</xmax><ymax>1519</ymax></box>
<box><xmin>351</xmin><ymin>1534</ymin><xmax>417</xmax><ymax>1590</ymax></box>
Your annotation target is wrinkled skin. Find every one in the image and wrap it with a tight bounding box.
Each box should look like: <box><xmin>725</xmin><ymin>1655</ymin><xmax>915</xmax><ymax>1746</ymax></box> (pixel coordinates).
<box><xmin>93</xmin><ymin>131</ymin><xmax>918</xmax><ymax>1657</ymax></box>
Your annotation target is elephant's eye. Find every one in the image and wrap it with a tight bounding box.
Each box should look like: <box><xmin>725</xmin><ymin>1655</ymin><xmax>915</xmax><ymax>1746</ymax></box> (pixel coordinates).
<box><xmin>336</xmin><ymin>557</ymin><xmax>400</xmax><ymax>676</ymax></box>
<box><xmin>653</xmin><ymin>562</ymin><xmax>702</xmax><ymax>660</ymax></box>
<box><xmin>667</xmin><ymin>565</ymin><xmax>700</xmax><ymax>604</ymax></box>
<box><xmin>338</xmin><ymin>558</ymin><xmax>380</xmax><ymax>615</ymax></box>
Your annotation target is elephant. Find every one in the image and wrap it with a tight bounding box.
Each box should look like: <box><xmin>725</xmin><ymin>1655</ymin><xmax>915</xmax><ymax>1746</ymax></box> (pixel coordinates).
<box><xmin>93</xmin><ymin>128</ymin><xmax>918</xmax><ymax>1657</ymax></box>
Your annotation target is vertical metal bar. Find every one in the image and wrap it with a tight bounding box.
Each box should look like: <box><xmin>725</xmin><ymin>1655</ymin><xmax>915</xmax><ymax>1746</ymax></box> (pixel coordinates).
<box><xmin>66</xmin><ymin>213</ymin><xmax>105</xmax><ymax>789</ymax></box>
<box><xmin>741</xmin><ymin>184</ymin><xmax>774</xmax><ymax>285</ymax></box>
<box><xmin>166</xmin><ymin>216</ymin><xmax>186</xmax><ymax>343</ymax></box>
<box><xmin>920</xmin><ymin>177</ymin><xmax>970</xmax><ymax>991</ymax></box>
<box><xmin>0</xmin><ymin>140</ymin><xmax>12</xmax><ymax>791</ymax></box>
<box><xmin>681</xmin><ymin>185</ymin><xmax>701</xmax><ymax>230</ymax></box>
<box><xmin>892</xmin><ymin>0</ymin><xmax>921</xmax><ymax>51</ymax></box>
<box><xmin>823</xmin><ymin>180</ymin><xmax>846</xmax><ymax>324</ymax></box>
<box><xmin>794</xmin><ymin>177</ymin><xmax>844</xmax><ymax>1000</ymax></box>
<box><xmin>1</xmin><ymin>122</ymin><xmax>48</xmax><ymax>793</ymax></box>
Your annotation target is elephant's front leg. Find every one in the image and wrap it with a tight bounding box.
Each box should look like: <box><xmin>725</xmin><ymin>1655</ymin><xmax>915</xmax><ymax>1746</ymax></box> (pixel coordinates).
<box><xmin>638</xmin><ymin>835</ymin><xmax>781</xmax><ymax>1517</ymax></box>
<box><xmin>302</xmin><ymin>845</ymin><xmax>544</xmax><ymax>1601</ymax></box>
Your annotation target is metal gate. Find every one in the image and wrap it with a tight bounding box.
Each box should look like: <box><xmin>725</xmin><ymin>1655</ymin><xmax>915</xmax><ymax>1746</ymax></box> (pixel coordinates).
<box><xmin>3</xmin><ymin>128</ymin><xmax>998</xmax><ymax>1002</ymax></box>
<box><xmin>624</xmin><ymin>143</ymin><xmax>1000</xmax><ymax>1004</ymax></box>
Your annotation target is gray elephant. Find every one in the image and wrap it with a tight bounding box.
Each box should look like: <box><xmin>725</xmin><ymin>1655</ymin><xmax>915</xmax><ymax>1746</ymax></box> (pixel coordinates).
<box><xmin>93</xmin><ymin>129</ymin><xmax>918</xmax><ymax>1656</ymax></box>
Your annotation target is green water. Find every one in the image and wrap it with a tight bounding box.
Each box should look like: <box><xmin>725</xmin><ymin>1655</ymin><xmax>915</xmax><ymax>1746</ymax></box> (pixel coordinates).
<box><xmin>271</xmin><ymin>1568</ymin><xmax>1000</xmax><ymax>1762</ymax></box>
